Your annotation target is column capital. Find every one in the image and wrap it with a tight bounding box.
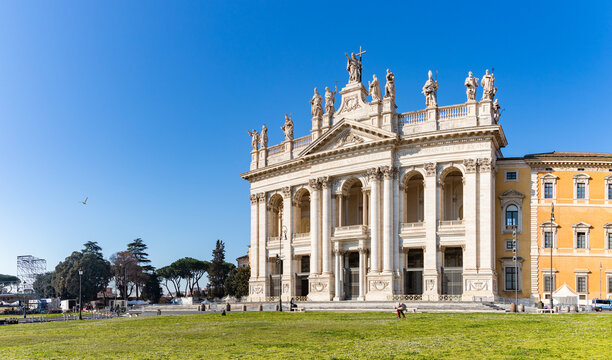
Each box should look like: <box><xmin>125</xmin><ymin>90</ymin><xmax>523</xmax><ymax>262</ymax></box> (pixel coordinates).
<box><xmin>381</xmin><ymin>166</ymin><xmax>394</xmax><ymax>180</ymax></box>
<box><xmin>463</xmin><ymin>159</ymin><xmax>477</xmax><ymax>174</ymax></box>
<box><xmin>309</xmin><ymin>178</ymin><xmax>322</xmax><ymax>190</ymax></box>
<box><xmin>249</xmin><ymin>194</ymin><xmax>258</xmax><ymax>204</ymax></box>
<box><xmin>358</xmin><ymin>247</ymin><xmax>369</xmax><ymax>254</ymax></box>
<box><xmin>257</xmin><ymin>192</ymin><xmax>266</xmax><ymax>202</ymax></box>
<box><xmin>282</xmin><ymin>186</ymin><xmax>292</xmax><ymax>198</ymax></box>
<box><xmin>423</xmin><ymin>162</ymin><xmax>437</xmax><ymax>177</ymax></box>
<box><xmin>319</xmin><ymin>176</ymin><xmax>331</xmax><ymax>189</ymax></box>
<box><xmin>367</xmin><ymin>167</ymin><xmax>381</xmax><ymax>181</ymax></box>
<box><xmin>478</xmin><ymin>158</ymin><xmax>494</xmax><ymax>172</ymax></box>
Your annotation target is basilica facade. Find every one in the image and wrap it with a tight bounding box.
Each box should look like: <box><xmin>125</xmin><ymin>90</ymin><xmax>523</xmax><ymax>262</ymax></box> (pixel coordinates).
<box><xmin>241</xmin><ymin>53</ymin><xmax>612</xmax><ymax>303</ymax></box>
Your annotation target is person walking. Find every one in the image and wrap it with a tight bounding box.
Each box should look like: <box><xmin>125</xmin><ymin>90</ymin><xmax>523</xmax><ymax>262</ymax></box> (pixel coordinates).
<box><xmin>396</xmin><ymin>302</ymin><xmax>406</xmax><ymax>319</ymax></box>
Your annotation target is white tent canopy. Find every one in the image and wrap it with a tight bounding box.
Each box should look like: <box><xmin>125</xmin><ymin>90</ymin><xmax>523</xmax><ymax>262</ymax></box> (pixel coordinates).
<box><xmin>552</xmin><ymin>283</ymin><xmax>578</xmax><ymax>306</ymax></box>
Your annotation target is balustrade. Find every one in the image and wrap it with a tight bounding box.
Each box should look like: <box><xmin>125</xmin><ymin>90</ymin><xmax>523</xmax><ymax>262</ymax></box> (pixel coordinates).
<box><xmin>399</xmin><ymin>110</ymin><xmax>427</xmax><ymax>126</ymax></box>
<box><xmin>438</xmin><ymin>104</ymin><xmax>468</xmax><ymax>120</ymax></box>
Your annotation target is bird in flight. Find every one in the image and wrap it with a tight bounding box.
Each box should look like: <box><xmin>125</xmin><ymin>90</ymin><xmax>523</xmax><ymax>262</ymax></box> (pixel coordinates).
<box><xmin>82</xmin><ymin>197</ymin><xmax>88</xmax><ymax>205</ymax></box>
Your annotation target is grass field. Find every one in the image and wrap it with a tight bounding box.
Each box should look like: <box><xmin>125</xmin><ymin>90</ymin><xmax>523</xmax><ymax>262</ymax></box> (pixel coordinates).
<box><xmin>0</xmin><ymin>312</ymin><xmax>610</xmax><ymax>359</ymax></box>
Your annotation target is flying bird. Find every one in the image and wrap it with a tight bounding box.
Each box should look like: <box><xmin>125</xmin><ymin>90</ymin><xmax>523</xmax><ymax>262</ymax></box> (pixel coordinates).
<box><xmin>82</xmin><ymin>197</ymin><xmax>88</xmax><ymax>205</ymax></box>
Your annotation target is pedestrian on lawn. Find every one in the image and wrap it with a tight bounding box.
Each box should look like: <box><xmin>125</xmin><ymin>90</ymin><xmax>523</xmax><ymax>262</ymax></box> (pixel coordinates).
<box><xmin>396</xmin><ymin>302</ymin><xmax>406</xmax><ymax>319</ymax></box>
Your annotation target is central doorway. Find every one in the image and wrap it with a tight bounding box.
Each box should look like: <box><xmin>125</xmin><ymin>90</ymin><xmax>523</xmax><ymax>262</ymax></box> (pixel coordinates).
<box><xmin>404</xmin><ymin>248</ymin><xmax>423</xmax><ymax>295</ymax></box>
<box><xmin>442</xmin><ymin>247</ymin><xmax>463</xmax><ymax>295</ymax></box>
<box><xmin>343</xmin><ymin>252</ymin><xmax>359</xmax><ymax>299</ymax></box>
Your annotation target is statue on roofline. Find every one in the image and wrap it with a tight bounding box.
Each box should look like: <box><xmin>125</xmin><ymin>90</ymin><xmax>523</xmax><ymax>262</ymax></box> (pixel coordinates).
<box><xmin>464</xmin><ymin>71</ymin><xmax>479</xmax><ymax>102</ymax></box>
<box><xmin>481</xmin><ymin>69</ymin><xmax>497</xmax><ymax>101</ymax></box>
<box><xmin>345</xmin><ymin>52</ymin><xmax>362</xmax><ymax>83</ymax></box>
<box><xmin>422</xmin><ymin>70</ymin><xmax>438</xmax><ymax>108</ymax></box>
<box><xmin>324</xmin><ymin>86</ymin><xmax>337</xmax><ymax>115</ymax></box>
<box><xmin>246</xmin><ymin>129</ymin><xmax>259</xmax><ymax>151</ymax></box>
<box><xmin>384</xmin><ymin>69</ymin><xmax>395</xmax><ymax>100</ymax></box>
<box><xmin>310</xmin><ymin>88</ymin><xmax>323</xmax><ymax>118</ymax></box>
<box><xmin>368</xmin><ymin>74</ymin><xmax>382</xmax><ymax>102</ymax></box>
<box><xmin>260</xmin><ymin>124</ymin><xmax>268</xmax><ymax>148</ymax></box>
<box><xmin>281</xmin><ymin>114</ymin><xmax>294</xmax><ymax>141</ymax></box>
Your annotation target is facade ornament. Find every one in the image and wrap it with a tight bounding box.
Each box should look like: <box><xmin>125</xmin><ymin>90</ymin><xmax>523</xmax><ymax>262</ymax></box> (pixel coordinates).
<box><xmin>319</xmin><ymin>176</ymin><xmax>331</xmax><ymax>188</ymax></box>
<box><xmin>368</xmin><ymin>74</ymin><xmax>382</xmax><ymax>102</ymax></box>
<box><xmin>345</xmin><ymin>52</ymin><xmax>363</xmax><ymax>83</ymax></box>
<box><xmin>281</xmin><ymin>114</ymin><xmax>294</xmax><ymax>141</ymax></box>
<box><xmin>246</xmin><ymin>129</ymin><xmax>260</xmax><ymax>151</ymax></box>
<box><xmin>257</xmin><ymin>192</ymin><xmax>266</xmax><ymax>203</ymax></box>
<box><xmin>480</xmin><ymin>69</ymin><xmax>497</xmax><ymax>101</ymax></box>
<box><xmin>464</xmin><ymin>71</ymin><xmax>479</xmax><ymax>101</ymax></box>
<box><xmin>310</xmin><ymin>88</ymin><xmax>323</xmax><ymax>118</ymax></box>
<box><xmin>282</xmin><ymin>186</ymin><xmax>292</xmax><ymax>199</ymax></box>
<box><xmin>478</xmin><ymin>158</ymin><xmax>493</xmax><ymax>172</ymax></box>
<box><xmin>308</xmin><ymin>178</ymin><xmax>322</xmax><ymax>190</ymax></box>
<box><xmin>334</xmin><ymin>132</ymin><xmax>364</xmax><ymax>149</ymax></box>
<box><xmin>425</xmin><ymin>279</ymin><xmax>435</xmax><ymax>291</ymax></box>
<box><xmin>381</xmin><ymin>166</ymin><xmax>394</xmax><ymax>179</ymax></box>
<box><xmin>249</xmin><ymin>194</ymin><xmax>258</xmax><ymax>204</ymax></box>
<box><xmin>422</xmin><ymin>70</ymin><xmax>439</xmax><ymax>108</ymax></box>
<box><xmin>324</xmin><ymin>86</ymin><xmax>337</xmax><ymax>115</ymax></box>
<box><xmin>463</xmin><ymin>159</ymin><xmax>477</xmax><ymax>173</ymax></box>
<box><xmin>260</xmin><ymin>125</ymin><xmax>268</xmax><ymax>148</ymax></box>
<box><xmin>384</xmin><ymin>69</ymin><xmax>395</xmax><ymax>99</ymax></box>
<box><xmin>424</xmin><ymin>162</ymin><xmax>437</xmax><ymax>177</ymax></box>
<box><xmin>367</xmin><ymin>167</ymin><xmax>381</xmax><ymax>181</ymax></box>
<box><xmin>493</xmin><ymin>99</ymin><xmax>501</xmax><ymax>123</ymax></box>
<box><xmin>358</xmin><ymin>247</ymin><xmax>368</xmax><ymax>254</ymax></box>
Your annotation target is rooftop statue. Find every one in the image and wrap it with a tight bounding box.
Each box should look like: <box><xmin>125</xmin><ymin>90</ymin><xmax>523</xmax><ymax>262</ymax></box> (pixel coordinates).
<box><xmin>384</xmin><ymin>69</ymin><xmax>395</xmax><ymax>99</ymax></box>
<box><xmin>481</xmin><ymin>69</ymin><xmax>497</xmax><ymax>101</ymax></box>
<box><xmin>345</xmin><ymin>52</ymin><xmax>363</xmax><ymax>83</ymax></box>
<box><xmin>310</xmin><ymin>87</ymin><xmax>323</xmax><ymax>118</ymax></box>
<box><xmin>422</xmin><ymin>70</ymin><xmax>439</xmax><ymax>108</ymax></box>
<box><xmin>260</xmin><ymin>124</ymin><xmax>268</xmax><ymax>148</ymax></box>
<box><xmin>324</xmin><ymin>86</ymin><xmax>337</xmax><ymax>115</ymax></box>
<box><xmin>281</xmin><ymin>114</ymin><xmax>294</xmax><ymax>141</ymax></box>
<box><xmin>493</xmin><ymin>99</ymin><xmax>501</xmax><ymax>123</ymax></box>
<box><xmin>464</xmin><ymin>71</ymin><xmax>479</xmax><ymax>101</ymax></box>
<box><xmin>368</xmin><ymin>74</ymin><xmax>382</xmax><ymax>102</ymax></box>
<box><xmin>246</xmin><ymin>129</ymin><xmax>260</xmax><ymax>151</ymax></box>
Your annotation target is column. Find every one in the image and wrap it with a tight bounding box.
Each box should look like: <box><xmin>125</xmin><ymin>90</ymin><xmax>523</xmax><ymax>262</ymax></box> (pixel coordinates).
<box><xmin>463</xmin><ymin>159</ymin><xmax>478</xmax><ymax>272</ymax></box>
<box><xmin>368</xmin><ymin>168</ymin><xmax>381</xmax><ymax>273</ymax></box>
<box><xmin>321</xmin><ymin>177</ymin><xmax>332</xmax><ymax>274</ymax></box>
<box><xmin>423</xmin><ymin>163</ymin><xmax>439</xmax><ymax>299</ymax></box>
<box><xmin>362</xmin><ymin>189</ymin><xmax>368</xmax><ymax>225</ymax></box>
<box><xmin>337</xmin><ymin>194</ymin><xmax>343</xmax><ymax>227</ymax></box>
<box><xmin>333</xmin><ymin>248</ymin><xmax>342</xmax><ymax>301</ymax></box>
<box><xmin>393</xmin><ymin>168</ymin><xmax>400</xmax><ymax>277</ymax></box>
<box><xmin>257</xmin><ymin>193</ymin><xmax>268</xmax><ymax>283</ymax></box>
<box><xmin>309</xmin><ymin>179</ymin><xmax>321</xmax><ymax>274</ymax></box>
<box><xmin>358</xmin><ymin>245</ymin><xmax>367</xmax><ymax>300</ymax></box>
<box><xmin>479</xmin><ymin>158</ymin><xmax>495</xmax><ymax>273</ymax></box>
<box><xmin>249</xmin><ymin>194</ymin><xmax>259</xmax><ymax>278</ymax></box>
<box><xmin>282</xmin><ymin>187</ymin><xmax>294</xmax><ymax>299</ymax></box>
<box><xmin>382</xmin><ymin>166</ymin><xmax>394</xmax><ymax>273</ymax></box>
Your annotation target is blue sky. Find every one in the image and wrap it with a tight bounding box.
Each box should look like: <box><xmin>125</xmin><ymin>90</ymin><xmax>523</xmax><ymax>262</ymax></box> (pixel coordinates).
<box><xmin>0</xmin><ymin>1</ymin><xmax>610</xmax><ymax>276</ymax></box>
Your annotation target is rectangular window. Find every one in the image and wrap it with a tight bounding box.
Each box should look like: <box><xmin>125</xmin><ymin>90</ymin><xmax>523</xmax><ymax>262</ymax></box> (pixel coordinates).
<box><xmin>576</xmin><ymin>232</ymin><xmax>586</xmax><ymax>249</ymax></box>
<box><xmin>544</xmin><ymin>183</ymin><xmax>553</xmax><ymax>199</ymax></box>
<box><xmin>505</xmin><ymin>239</ymin><xmax>514</xmax><ymax>251</ymax></box>
<box><xmin>608</xmin><ymin>277</ymin><xmax>612</xmax><ymax>293</ymax></box>
<box><xmin>576</xmin><ymin>276</ymin><xmax>587</xmax><ymax>293</ymax></box>
<box><xmin>544</xmin><ymin>232</ymin><xmax>552</xmax><ymax>248</ymax></box>
<box><xmin>576</xmin><ymin>183</ymin><xmax>585</xmax><ymax>199</ymax></box>
<box><xmin>608</xmin><ymin>184</ymin><xmax>612</xmax><ymax>200</ymax></box>
<box><xmin>505</xmin><ymin>267</ymin><xmax>517</xmax><ymax>291</ymax></box>
<box><xmin>506</xmin><ymin>171</ymin><xmax>517</xmax><ymax>181</ymax></box>
<box><xmin>544</xmin><ymin>275</ymin><xmax>555</xmax><ymax>292</ymax></box>
<box><xmin>608</xmin><ymin>233</ymin><xmax>612</xmax><ymax>250</ymax></box>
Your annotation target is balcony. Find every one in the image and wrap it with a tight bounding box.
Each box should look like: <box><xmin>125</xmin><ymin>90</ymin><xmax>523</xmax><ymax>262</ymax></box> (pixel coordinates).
<box><xmin>293</xmin><ymin>232</ymin><xmax>310</xmax><ymax>247</ymax></box>
<box><xmin>438</xmin><ymin>220</ymin><xmax>465</xmax><ymax>236</ymax></box>
<box><xmin>333</xmin><ymin>225</ymin><xmax>368</xmax><ymax>239</ymax></box>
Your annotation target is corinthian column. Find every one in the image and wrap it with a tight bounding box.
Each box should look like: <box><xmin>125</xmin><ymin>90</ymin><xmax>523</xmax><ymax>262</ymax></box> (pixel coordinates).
<box><xmin>333</xmin><ymin>248</ymin><xmax>342</xmax><ymax>301</ymax></box>
<box><xmin>382</xmin><ymin>166</ymin><xmax>394</xmax><ymax>274</ymax></box>
<box><xmin>257</xmin><ymin>192</ymin><xmax>267</xmax><ymax>282</ymax></box>
<box><xmin>281</xmin><ymin>187</ymin><xmax>294</xmax><ymax>299</ymax></box>
<box><xmin>423</xmin><ymin>163</ymin><xmax>439</xmax><ymax>299</ymax></box>
<box><xmin>249</xmin><ymin>194</ymin><xmax>259</xmax><ymax>278</ymax></box>
<box><xmin>309</xmin><ymin>179</ymin><xmax>321</xmax><ymax>275</ymax></box>
<box><xmin>463</xmin><ymin>159</ymin><xmax>478</xmax><ymax>272</ymax></box>
<box><xmin>321</xmin><ymin>177</ymin><xmax>332</xmax><ymax>274</ymax></box>
<box><xmin>368</xmin><ymin>168</ymin><xmax>381</xmax><ymax>273</ymax></box>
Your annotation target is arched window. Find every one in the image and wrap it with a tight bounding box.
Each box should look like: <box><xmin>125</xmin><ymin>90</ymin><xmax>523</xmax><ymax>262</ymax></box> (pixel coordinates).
<box><xmin>505</xmin><ymin>205</ymin><xmax>518</xmax><ymax>227</ymax></box>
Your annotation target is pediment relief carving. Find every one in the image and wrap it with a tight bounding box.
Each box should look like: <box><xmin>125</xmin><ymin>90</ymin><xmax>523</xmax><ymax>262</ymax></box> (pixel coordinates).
<box><xmin>498</xmin><ymin>189</ymin><xmax>525</xmax><ymax>199</ymax></box>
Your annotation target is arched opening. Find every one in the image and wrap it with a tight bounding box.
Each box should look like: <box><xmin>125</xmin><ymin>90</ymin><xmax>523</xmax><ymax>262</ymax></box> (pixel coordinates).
<box><xmin>339</xmin><ymin>178</ymin><xmax>364</xmax><ymax>226</ymax></box>
<box><xmin>294</xmin><ymin>188</ymin><xmax>310</xmax><ymax>234</ymax></box>
<box><xmin>505</xmin><ymin>205</ymin><xmax>518</xmax><ymax>227</ymax></box>
<box><xmin>403</xmin><ymin>172</ymin><xmax>424</xmax><ymax>223</ymax></box>
<box><xmin>268</xmin><ymin>194</ymin><xmax>283</xmax><ymax>238</ymax></box>
<box><xmin>441</xmin><ymin>169</ymin><xmax>464</xmax><ymax>221</ymax></box>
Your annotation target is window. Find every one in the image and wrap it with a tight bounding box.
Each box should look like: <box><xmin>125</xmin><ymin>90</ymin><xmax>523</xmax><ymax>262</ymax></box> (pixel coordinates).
<box><xmin>608</xmin><ymin>183</ymin><xmax>612</xmax><ymax>200</ymax></box>
<box><xmin>544</xmin><ymin>275</ymin><xmax>555</xmax><ymax>292</ymax></box>
<box><xmin>576</xmin><ymin>276</ymin><xmax>587</xmax><ymax>293</ymax></box>
<box><xmin>544</xmin><ymin>232</ymin><xmax>552</xmax><ymax>248</ymax></box>
<box><xmin>576</xmin><ymin>232</ymin><xmax>586</xmax><ymax>248</ymax></box>
<box><xmin>505</xmin><ymin>171</ymin><xmax>517</xmax><ymax>181</ymax></box>
<box><xmin>576</xmin><ymin>183</ymin><xmax>585</xmax><ymax>199</ymax></box>
<box><xmin>544</xmin><ymin>183</ymin><xmax>553</xmax><ymax>199</ymax></box>
<box><xmin>505</xmin><ymin>267</ymin><xmax>517</xmax><ymax>291</ymax></box>
<box><xmin>608</xmin><ymin>276</ymin><xmax>612</xmax><ymax>293</ymax></box>
<box><xmin>505</xmin><ymin>205</ymin><xmax>518</xmax><ymax>227</ymax></box>
<box><xmin>505</xmin><ymin>239</ymin><xmax>516</xmax><ymax>251</ymax></box>
<box><xmin>608</xmin><ymin>232</ymin><xmax>612</xmax><ymax>250</ymax></box>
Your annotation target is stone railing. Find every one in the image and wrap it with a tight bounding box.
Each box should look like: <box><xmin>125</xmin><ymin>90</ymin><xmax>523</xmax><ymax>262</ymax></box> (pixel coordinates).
<box><xmin>293</xmin><ymin>134</ymin><xmax>312</xmax><ymax>150</ymax></box>
<box><xmin>333</xmin><ymin>224</ymin><xmax>368</xmax><ymax>237</ymax></box>
<box><xmin>267</xmin><ymin>143</ymin><xmax>284</xmax><ymax>157</ymax></box>
<box><xmin>294</xmin><ymin>296</ymin><xmax>308</xmax><ymax>302</ymax></box>
<box><xmin>438</xmin><ymin>220</ymin><xmax>465</xmax><ymax>227</ymax></box>
<box><xmin>400</xmin><ymin>222</ymin><xmax>425</xmax><ymax>230</ymax></box>
<box><xmin>389</xmin><ymin>294</ymin><xmax>423</xmax><ymax>301</ymax></box>
<box><xmin>399</xmin><ymin>109</ymin><xmax>428</xmax><ymax>126</ymax></box>
<box><xmin>438</xmin><ymin>104</ymin><xmax>468</xmax><ymax>120</ymax></box>
<box><xmin>264</xmin><ymin>296</ymin><xmax>279</xmax><ymax>302</ymax></box>
<box><xmin>438</xmin><ymin>295</ymin><xmax>462</xmax><ymax>302</ymax></box>
<box><xmin>294</xmin><ymin>232</ymin><xmax>310</xmax><ymax>240</ymax></box>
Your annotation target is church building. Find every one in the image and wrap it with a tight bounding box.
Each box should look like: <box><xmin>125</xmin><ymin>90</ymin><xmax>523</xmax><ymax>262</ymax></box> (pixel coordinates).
<box><xmin>241</xmin><ymin>51</ymin><xmax>612</xmax><ymax>304</ymax></box>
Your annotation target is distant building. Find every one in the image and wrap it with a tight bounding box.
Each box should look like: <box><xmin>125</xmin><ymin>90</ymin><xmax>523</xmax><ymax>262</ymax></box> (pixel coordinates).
<box><xmin>237</xmin><ymin>255</ymin><xmax>249</xmax><ymax>268</ymax></box>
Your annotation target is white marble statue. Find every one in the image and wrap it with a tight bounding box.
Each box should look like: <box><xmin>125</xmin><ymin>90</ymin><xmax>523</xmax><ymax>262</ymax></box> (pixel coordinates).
<box><xmin>324</xmin><ymin>86</ymin><xmax>337</xmax><ymax>115</ymax></box>
<box><xmin>384</xmin><ymin>69</ymin><xmax>395</xmax><ymax>99</ymax></box>
<box><xmin>260</xmin><ymin>125</ymin><xmax>268</xmax><ymax>148</ymax></box>
<box><xmin>422</xmin><ymin>70</ymin><xmax>439</xmax><ymax>107</ymax></box>
<box><xmin>480</xmin><ymin>69</ymin><xmax>497</xmax><ymax>101</ymax></box>
<box><xmin>281</xmin><ymin>114</ymin><xmax>294</xmax><ymax>141</ymax></box>
<box><xmin>368</xmin><ymin>74</ymin><xmax>382</xmax><ymax>102</ymax></box>
<box><xmin>493</xmin><ymin>99</ymin><xmax>501</xmax><ymax>123</ymax></box>
<box><xmin>246</xmin><ymin>129</ymin><xmax>259</xmax><ymax>151</ymax></box>
<box><xmin>345</xmin><ymin>52</ymin><xmax>362</xmax><ymax>83</ymax></box>
<box><xmin>464</xmin><ymin>71</ymin><xmax>479</xmax><ymax>101</ymax></box>
<box><xmin>310</xmin><ymin>88</ymin><xmax>323</xmax><ymax>118</ymax></box>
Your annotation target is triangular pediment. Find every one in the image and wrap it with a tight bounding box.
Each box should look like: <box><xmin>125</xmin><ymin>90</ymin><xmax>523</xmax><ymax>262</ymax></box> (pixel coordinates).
<box><xmin>498</xmin><ymin>189</ymin><xmax>525</xmax><ymax>199</ymax></box>
<box><xmin>298</xmin><ymin>119</ymin><xmax>398</xmax><ymax>158</ymax></box>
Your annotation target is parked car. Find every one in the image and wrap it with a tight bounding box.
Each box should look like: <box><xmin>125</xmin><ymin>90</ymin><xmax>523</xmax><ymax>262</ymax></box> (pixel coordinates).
<box><xmin>591</xmin><ymin>298</ymin><xmax>612</xmax><ymax>311</ymax></box>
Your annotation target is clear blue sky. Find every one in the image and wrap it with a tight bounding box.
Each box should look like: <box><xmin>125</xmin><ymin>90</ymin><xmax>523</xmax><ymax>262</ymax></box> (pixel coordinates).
<box><xmin>0</xmin><ymin>1</ymin><xmax>610</xmax><ymax>276</ymax></box>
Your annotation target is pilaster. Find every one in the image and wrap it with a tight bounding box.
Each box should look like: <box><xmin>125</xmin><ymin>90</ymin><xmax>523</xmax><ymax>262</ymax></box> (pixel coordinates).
<box><xmin>368</xmin><ymin>168</ymin><xmax>381</xmax><ymax>273</ymax></box>
<box><xmin>382</xmin><ymin>166</ymin><xmax>394</xmax><ymax>274</ymax></box>
<box><xmin>281</xmin><ymin>187</ymin><xmax>294</xmax><ymax>301</ymax></box>
<box><xmin>423</xmin><ymin>162</ymin><xmax>440</xmax><ymax>300</ymax></box>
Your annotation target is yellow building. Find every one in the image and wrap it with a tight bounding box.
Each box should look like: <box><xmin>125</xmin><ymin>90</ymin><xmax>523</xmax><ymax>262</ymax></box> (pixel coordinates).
<box><xmin>495</xmin><ymin>152</ymin><xmax>612</xmax><ymax>305</ymax></box>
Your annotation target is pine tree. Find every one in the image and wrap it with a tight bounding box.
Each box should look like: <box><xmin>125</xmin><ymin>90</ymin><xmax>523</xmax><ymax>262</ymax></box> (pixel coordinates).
<box><xmin>127</xmin><ymin>238</ymin><xmax>154</xmax><ymax>273</ymax></box>
<box><xmin>207</xmin><ymin>240</ymin><xmax>230</xmax><ymax>299</ymax></box>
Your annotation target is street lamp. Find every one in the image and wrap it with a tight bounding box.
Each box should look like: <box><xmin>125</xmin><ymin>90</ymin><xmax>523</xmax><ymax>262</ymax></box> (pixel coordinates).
<box><xmin>549</xmin><ymin>204</ymin><xmax>555</xmax><ymax>311</ymax></box>
<box><xmin>78</xmin><ymin>269</ymin><xmax>83</xmax><ymax>320</ymax></box>
<box><xmin>278</xmin><ymin>225</ymin><xmax>288</xmax><ymax>312</ymax></box>
<box><xmin>512</xmin><ymin>228</ymin><xmax>518</xmax><ymax>307</ymax></box>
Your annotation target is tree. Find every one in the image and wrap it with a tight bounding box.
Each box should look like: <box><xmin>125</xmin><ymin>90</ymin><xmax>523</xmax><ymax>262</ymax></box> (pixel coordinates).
<box><xmin>157</xmin><ymin>265</ymin><xmax>182</xmax><ymax>298</ymax></box>
<box><xmin>127</xmin><ymin>238</ymin><xmax>154</xmax><ymax>299</ymax></box>
<box><xmin>141</xmin><ymin>271</ymin><xmax>162</xmax><ymax>303</ymax></box>
<box><xmin>109</xmin><ymin>251</ymin><xmax>143</xmax><ymax>299</ymax></box>
<box><xmin>54</xmin><ymin>249</ymin><xmax>112</xmax><ymax>302</ymax></box>
<box><xmin>207</xmin><ymin>240</ymin><xmax>233</xmax><ymax>299</ymax></box>
<box><xmin>170</xmin><ymin>257</ymin><xmax>210</xmax><ymax>296</ymax></box>
<box><xmin>82</xmin><ymin>241</ymin><xmax>103</xmax><ymax>258</ymax></box>
<box><xmin>0</xmin><ymin>274</ymin><xmax>20</xmax><ymax>294</ymax></box>
<box><xmin>33</xmin><ymin>272</ymin><xmax>57</xmax><ymax>298</ymax></box>
<box><xmin>225</xmin><ymin>266</ymin><xmax>250</xmax><ymax>298</ymax></box>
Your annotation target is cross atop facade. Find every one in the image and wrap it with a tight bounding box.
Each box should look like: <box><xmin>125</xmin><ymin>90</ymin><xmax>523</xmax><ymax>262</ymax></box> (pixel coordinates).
<box><xmin>356</xmin><ymin>46</ymin><xmax>366</xmax><ymax>61</ymax></box>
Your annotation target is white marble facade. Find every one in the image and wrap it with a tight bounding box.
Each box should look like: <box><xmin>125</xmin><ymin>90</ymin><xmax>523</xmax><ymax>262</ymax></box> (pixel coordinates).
<box><xmin>242</xmin><ymin>56</ymin><xmax>505</xmax><ymax>302</ymax></box>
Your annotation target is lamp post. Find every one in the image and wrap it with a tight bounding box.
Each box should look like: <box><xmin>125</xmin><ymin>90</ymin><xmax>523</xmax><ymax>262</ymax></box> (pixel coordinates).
<box><xmin>78</xmin><ymin>269</ymin><xmax>83</xmax><ymax>320</ymax></box>
<box><xmin>512</xmin><ymin>228</ymin><xmax>518</xmax><ymax>307</ymax></box>
<box><xmin>549</xmin><ymin>203</ymin><xmax>555</xmax><ymax>310</ymax></box>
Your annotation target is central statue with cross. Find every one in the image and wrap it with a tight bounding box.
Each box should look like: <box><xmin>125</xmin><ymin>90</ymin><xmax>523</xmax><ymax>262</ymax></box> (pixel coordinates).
<box><xmin>345</xmin><ymin>46</ymin><xmax>366</xmax><ymax>84</ymax></box>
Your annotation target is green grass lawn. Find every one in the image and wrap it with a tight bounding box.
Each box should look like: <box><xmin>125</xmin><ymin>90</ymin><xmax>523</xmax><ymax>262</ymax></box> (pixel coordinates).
<box><xmin>0</xmin><ymin>312</ymin><xmax>610</xmax><ymax>359</ymax></box>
